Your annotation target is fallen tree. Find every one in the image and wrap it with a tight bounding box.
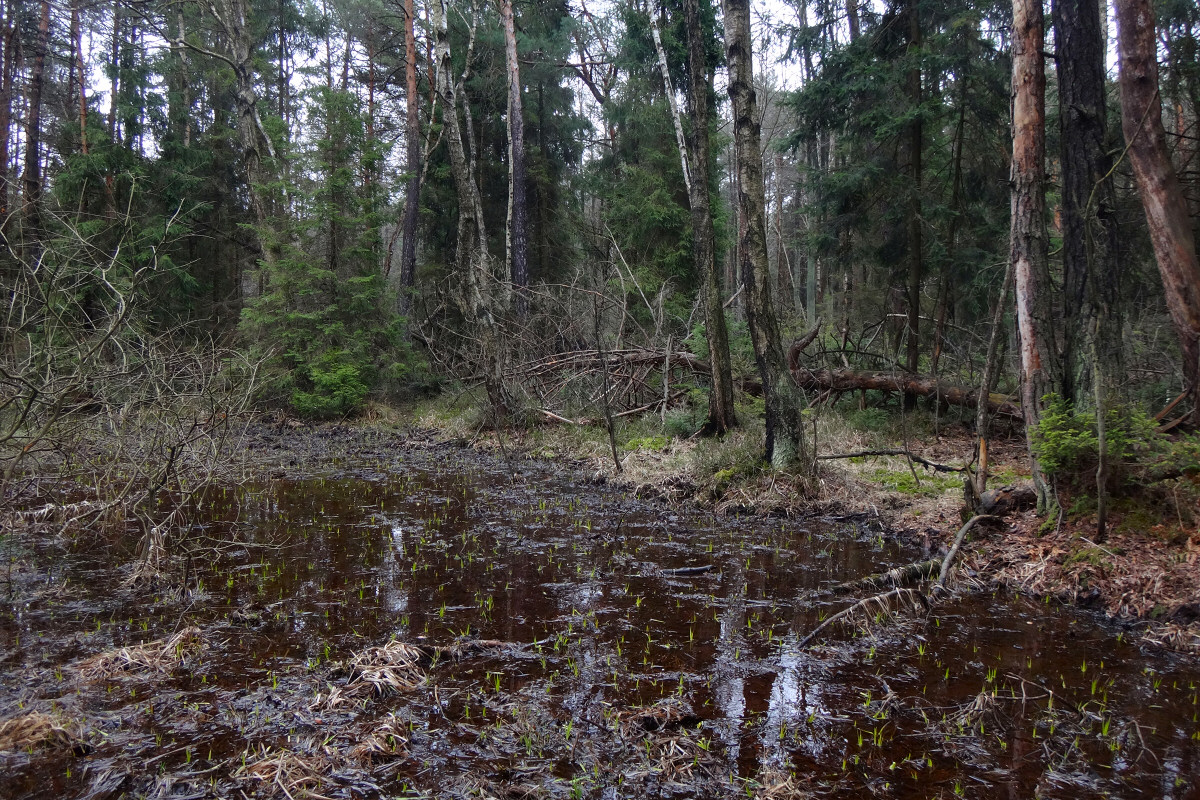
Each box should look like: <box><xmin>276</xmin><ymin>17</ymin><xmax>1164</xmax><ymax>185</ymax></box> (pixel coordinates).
<box><xmin>787</xmin><ymin>364</ymin><xmax>1023</xmax><ymax>419</ymax></box>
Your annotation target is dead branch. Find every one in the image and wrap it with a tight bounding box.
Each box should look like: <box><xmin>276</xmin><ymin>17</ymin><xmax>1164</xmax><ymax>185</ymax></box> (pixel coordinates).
<box><xmin>937</xmin><ymin>514</ymin><xmax>999</xmax><ymax>590</ymax></box>
<box><xmin>816</xmin><ymin>449</ymin><xmax>965</xmax><ymax>473</ymax></box>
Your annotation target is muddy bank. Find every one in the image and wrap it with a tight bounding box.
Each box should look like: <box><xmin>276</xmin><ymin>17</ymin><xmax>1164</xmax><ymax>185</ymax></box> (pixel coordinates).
<box><xmin>3</xmin><ymin>425</ymin><xmax>1200</xmax><ymax>799</ymax></box>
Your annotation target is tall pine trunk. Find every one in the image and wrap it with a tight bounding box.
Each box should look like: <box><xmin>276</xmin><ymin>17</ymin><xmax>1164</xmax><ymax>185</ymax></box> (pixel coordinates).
<box><xmin>398</xmin><ymin>0</ymin><xmax>421</xmax><ymax>307</ymax></box>
<box><xmin>724</xmin><ymin>0</ymin><xmax>809</xmax><ymax>476</ymax></box>
<box><xmin>1054</xmin><ymin>0</ymin><xmax>1121</xmax><ymax>408</ymax></box>
<box><xmin>684</xmin><ymin>0</ymin><xmax>735</xmax><ymax>434</ymax></box>
<box><xmin>22</xmin><ymin>0</ymin><xmax>51</xmax><ymax>264</ymax></box>
<box><xmin>904</xmin><ymin>0</ymin><xmax>923</xmax><ymax>399</ymax></box>
<box><xmin>1010</xmin><ymin>0</ymin><xmax>1057</xmax><ymax>513</ymax></box>
<box><xmin>0</xmin><ymin>0</ymin><xmax>15</xmax><ymax>250</ymax></box>
<box><xmin>1115</xmin><ymin>0</ymin><xmax>1200</xmax><ymax>424</ymax></box>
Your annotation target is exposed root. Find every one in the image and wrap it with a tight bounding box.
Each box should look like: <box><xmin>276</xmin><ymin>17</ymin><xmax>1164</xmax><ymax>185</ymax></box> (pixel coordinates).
<box><xmin>0</xmin><ymin>712</ymin><xmax>89</xmax><ymax>755</ymax></box>
<box><xmin>799</xmin><ymin>587</ymin><xmax>929</xmax><ymax>648</ymax></box>
<box><xmin>75</xmin><ymin>626</ymin><xmax>204</xmax><ymax>680</ymax></box>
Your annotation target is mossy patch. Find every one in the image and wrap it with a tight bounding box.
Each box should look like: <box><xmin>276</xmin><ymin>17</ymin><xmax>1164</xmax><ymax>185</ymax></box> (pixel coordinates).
<box><xmin>869</xmin><ymin>467</ymin><xmax>961</xmax><ymax>497</ymax></box>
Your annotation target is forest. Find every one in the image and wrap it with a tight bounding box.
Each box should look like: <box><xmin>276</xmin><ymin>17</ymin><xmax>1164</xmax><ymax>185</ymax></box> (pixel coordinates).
<box><xmin>2</xmin><ymin>0</ymin><xmax>1200</xmax><ymax>796</ymax></box>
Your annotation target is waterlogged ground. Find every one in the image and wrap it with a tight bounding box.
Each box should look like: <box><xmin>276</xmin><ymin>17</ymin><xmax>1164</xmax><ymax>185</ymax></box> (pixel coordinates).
<box><xmin>3</xmin><ymin>429</ymin><xmax>1200</xmax><ymax>799</ymax></box>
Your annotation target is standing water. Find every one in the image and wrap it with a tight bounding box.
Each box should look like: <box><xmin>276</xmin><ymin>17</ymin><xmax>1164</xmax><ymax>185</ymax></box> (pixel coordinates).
<box><xmin>2</xmin><ymin>435</ymin><xmax>1199</xmax><ymax>799</ymax></box>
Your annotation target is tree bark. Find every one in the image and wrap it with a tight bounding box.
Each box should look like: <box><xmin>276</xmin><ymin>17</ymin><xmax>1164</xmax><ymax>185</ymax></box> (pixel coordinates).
<box><xmin>398</xmin><ymin>0</ymin><xmax>421</xmax><ymax>307</ymax></box>
<box><xmin>725</xmin><ymin>0</ymin><xmax>809</xmax><ymax>474</ymax></box>
<box><xmin>684</xmin><ymin>0</ymin><xmax>736</xmax><ymax>434</ymax></box>
<box><xmin>903</xmin><ymin>0</ymin><xmax>923</xmax><ymax>405</ymax></box>
<box><xmin>0</xmin><ymin>0</ymin><xmax>15</xmax><ymax>249</ymax></box>
<box><xmin>501</xmin><ymin>0</ymin><xmax>529</xmax><ymax>315</ymax></box>
<box><xmin>21</xmin><ymin>0</ymin><xmax>51</xmax><ymax>264</ymax></box>
<box><xmin>1115</xmin><ymin>0</ymin><xmax>1200</xmax><ymax>423</ymax></box>
<box><xmin>1010</xmin><ymin>0</ymin><xmax>1057</xmax><ymax>512</ymax></box>
<box><xmin>1054</xmin><ymin>0</ymin><xmax>1122</xmax><ymax>408</ymax></box>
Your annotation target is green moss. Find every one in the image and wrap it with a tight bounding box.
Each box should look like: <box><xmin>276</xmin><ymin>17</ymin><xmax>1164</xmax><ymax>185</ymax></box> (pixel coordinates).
<box><xmin>625</xmin><ymin>435</ymin><xmax>670</xmax><ymax>452</ymax></box>
<box><xmin>870</xmin><ymin>467</ymin><xmax>961</xmax><ymax>497</ymax></box>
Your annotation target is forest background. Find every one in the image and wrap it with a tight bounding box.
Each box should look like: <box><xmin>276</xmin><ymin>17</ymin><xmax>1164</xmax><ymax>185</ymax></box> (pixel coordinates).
<box><xmin>2</xmin><ymin>0</ymin><xmax>1200</xmax><ymax>542</ymax></box>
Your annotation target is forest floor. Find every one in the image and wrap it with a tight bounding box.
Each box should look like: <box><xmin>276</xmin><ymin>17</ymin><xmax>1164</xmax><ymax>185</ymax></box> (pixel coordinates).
<box><xmin>397</xmin><ymin>395</ymin><xmax>1200</xmax><ymax>653</ymax></box>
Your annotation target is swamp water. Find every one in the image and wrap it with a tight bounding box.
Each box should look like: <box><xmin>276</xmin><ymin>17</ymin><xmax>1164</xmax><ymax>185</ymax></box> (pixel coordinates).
<box><xmin>2</xmin><ymin>437</ymin><xmax>1200</xmax><ymax>799</ymax></box>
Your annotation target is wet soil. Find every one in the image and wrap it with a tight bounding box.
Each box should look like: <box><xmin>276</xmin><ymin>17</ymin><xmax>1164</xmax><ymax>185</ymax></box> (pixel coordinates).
<box><xmin>3</xmin><ymin>427</ymin><xmax>1200</xmax><ymax>799</ymax></box>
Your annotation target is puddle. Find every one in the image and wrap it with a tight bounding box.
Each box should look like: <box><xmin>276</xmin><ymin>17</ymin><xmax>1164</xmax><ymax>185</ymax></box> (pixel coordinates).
<box><xmin>2</xmin><ymin>443</ymin><xmax>1199</xmax><ymax>798</ymax></box>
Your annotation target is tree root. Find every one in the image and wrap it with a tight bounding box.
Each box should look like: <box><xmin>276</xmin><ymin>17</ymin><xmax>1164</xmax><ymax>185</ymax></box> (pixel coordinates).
<box><xmin>798</xmin><ymin>587</ymin><xmax>929</xmax><ymax>648</ymax></box>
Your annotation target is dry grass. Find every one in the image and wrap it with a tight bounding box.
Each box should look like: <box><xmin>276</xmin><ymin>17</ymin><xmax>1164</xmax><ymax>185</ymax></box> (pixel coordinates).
<box><xmin>345</xmin><ymin>713</ymin><xmax>409</xmax><ymax>765</ymax></box>
<box><xmin>313</xmin><ymin>640</ymin><xmax>432</xmax><ymax>710</ymax></box>
<box><xmin>75</xmin><ymin>626</ymin><xmax>204</xmax><ymax>680</ymax></box>
<box><xmin>235</xmin><ymin>745</ymin><xmax>333</xmax><ymax>799</ymax></box>
<box><xmin>753</xmin><ymin>765</ymin><xmax>815</xmax><ymax>799</ymax></box>
<box><xmin>0</xmin><ymin>712</ymin><xmax>87</xmax><ymax>754</ymax></box>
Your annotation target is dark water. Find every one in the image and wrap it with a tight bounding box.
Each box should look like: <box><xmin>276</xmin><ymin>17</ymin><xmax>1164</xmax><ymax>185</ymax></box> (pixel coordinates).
<box><xmin>2</xmin><ymin>443</ymin><xmax>1199</xmax><ymax>799</ymax></box>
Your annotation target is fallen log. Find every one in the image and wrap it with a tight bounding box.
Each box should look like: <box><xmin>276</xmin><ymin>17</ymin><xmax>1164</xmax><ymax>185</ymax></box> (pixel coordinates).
<box><xmin>826</xmin><ymin>558</ymin><xmax>943</xmax><ymax>596</ymax></box>
<box><xmin>787</xmin><ymin>366</ymin><xmax>1022</xmax><ymax>419</ymax></box>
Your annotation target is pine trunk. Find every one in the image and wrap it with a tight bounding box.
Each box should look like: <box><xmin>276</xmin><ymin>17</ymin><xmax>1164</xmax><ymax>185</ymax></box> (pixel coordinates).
<box><xmin>1054</xmin><ymin>0</ymin><xmax>1122</xmax><ymax>408</ymax></box>
<box><xmin>724</xmin><ymin>0</ymin><xmax>809</xmax><ymax>475</ymax></box>
<box><xmin>904</xmin><ymin>0</ymin><xmax>922</xmax><ymax>399</ymax></box>
<box><xmin>22</xmin><ymin>0</ymin><xmax>51</xmax><ymax>263</ymax></box>
<box><xmin>398</xmin><ymin>0</ymin><xmax>421</xmax><ymax>304</ymax></box>
<box><xmin>1010</xmin><ymin>0</ymin><xmax>1057</xmax><ymax>512</ymax></box>
<box><xmin>1115</xmin><ymin>0</ymin><xmax>1200</xmax><ymax>423</ymax></box>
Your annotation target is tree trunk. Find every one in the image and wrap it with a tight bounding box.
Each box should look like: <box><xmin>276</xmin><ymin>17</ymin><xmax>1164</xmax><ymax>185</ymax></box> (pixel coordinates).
<box><xmin>684</xmin><ymin>0</ymin><xmax>736</xmax><ymax>434</ymax></box>
<box><xmin>788</xmin><ymin>365</ymin><xmax>1023</xmax><ymax>419</ymax></box>
<box><xmin>21</xmin><ymin>0</ymin><xmax>50</xmax><ymax>264</ymax></box>
<box><xmin>432</xmin><ymin>0</ymin><xmax>507</xmax><ymax>418</ymax></box>
<box><xmin>1010</xmin><ymin>0</ymin><xmax>1057</xmax><ymax>512</ymax></box>
<box><xmin>398</xmin><ymin>0</ymin><xmax>421</xmax><ymax>307</ymax></box>
<box><xmin>652</xmin><ymin>9</ymin><xmax>691</xmax><ymax>194</ymax></box>
<box><xmin>903</xmin><ymin>0</ymin><xmax>923</xmax><ymax>405</ymax></box>
<box><xmin>1115</xmin><ymin>0</ymin><xmax>1200</xmax><ymax>423</ymax></box>
<box><xmin>1054</xmin><ymin>0</ymin><xmax>1122</xmax><ymax>409</ymax></box>
<box><xmin>501</xmin><ymin>0</ymin><xmax>529</xmax><ymax>315</ymax></box>
<box><xmin>0</xmin><ymin>0</ymin><xmax>15</xmax><ymax>248</ymax></box>
<box><xmin>773</xmin><ymin>153</ymin><xmax>793</xmax><ymax>317</ymax></box>
<box><xmin>724</xmin><ymin>0</ymin><xmax>809</xmax><ymax>475</ymax></box>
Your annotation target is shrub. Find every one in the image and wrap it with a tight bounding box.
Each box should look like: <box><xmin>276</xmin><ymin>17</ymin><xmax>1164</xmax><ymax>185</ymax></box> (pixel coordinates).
<box><xmin>1032</xmin><ymin>395</ymin><xmax>1161</xmax><ymax>490</ymax></box>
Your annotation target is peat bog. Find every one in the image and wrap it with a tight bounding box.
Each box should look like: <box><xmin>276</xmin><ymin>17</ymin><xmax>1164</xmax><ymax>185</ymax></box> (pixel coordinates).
<box><xmin>2</xmin><ymin>429</ymin><xmax>1199</xmax><ymax>799</ymax></box>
